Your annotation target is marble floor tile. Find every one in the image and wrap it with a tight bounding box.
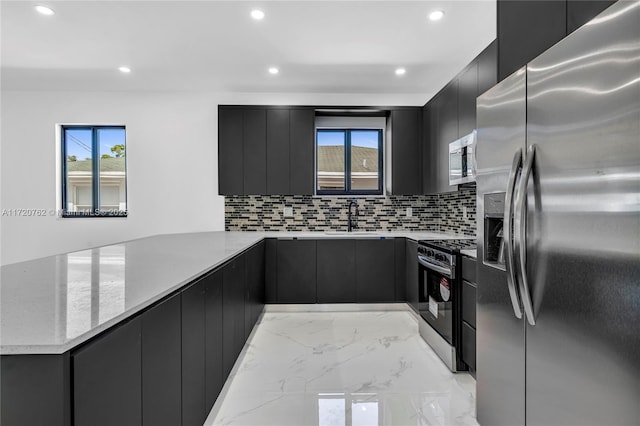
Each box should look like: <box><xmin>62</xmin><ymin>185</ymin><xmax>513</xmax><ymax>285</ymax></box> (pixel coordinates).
<box><xmin>206</xmin><ymin>311</ymin><xmax>478</xmax><ymax>426</ymax></box>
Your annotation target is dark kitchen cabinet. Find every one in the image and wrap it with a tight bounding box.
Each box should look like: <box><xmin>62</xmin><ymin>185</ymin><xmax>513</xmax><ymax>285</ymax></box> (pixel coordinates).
<box><xmin>316</xmin><ymin>239</ymin><xmax>357</xmax><ymax>303</ymax></box>
<box><xmin>290</xmin><ymin>108</ymin><xmax>315</xmax><ymax>194</ymax></box>
<box><xmin>245</xmin><ymin>241</ymin><xmax>265</xmax><ymax>337</ymax></box>
<box><xmin>267</xmin><ymin>109</ymin><xmax>291</xmax><ymax>194</ymax></box>
<box><xmin>243</xmin><ymin>108</ymin><xmax>267</xmax><ymax>195</ymax></box>
<box><xmin>422</xmin><ymin>102</ymin><xmax>437</xmax><ymax>194</ymax></box>
<box><xmin>497</xmin><ymin>0</ymin><xmax>567</xmax><ymax>81</ymax></box>
<box><xmin>181</xmin><ymin>279</ymin><xmax>206</xmax><ymax>426</ymax></box>
<box><xmin>141</xmin><ymin>294</ymin><xmax>182</xmax><ymax>426</ymax></box>
<box><xmin>218</xmin><ymin>107</ymin><xmax>243</xmax><ymax>195</ymax></box>
<box><xmin>394</xmin><ymin>238</ymin><xmax>407</xmax><ymax>301</ymax></box>
<box><xmin>458</xmin><ymin>63</ymin><xmax>478</xmax><ymax>137</ymax></box>
<box><xmin>461</xmin><ymin>255</ymin><xmax>477</xmax><ymax>372</ymax></box>
<box><xmin>265</xmin><ymin>238</ymin><xmax>278</xmax><ymax>303</ymax></box>
<box><xmin>435</xmin><ymin>82</ymin><xmax>459</xmax><ymax>194</ymax></box>
<box><xmin>1</xmin><ymin>354</ymin><xmax>70</xmax><ymax>426</ymax></box>
<box><xmin>567</xmin><ymin>1</ymin><xmax>615</xmax><ymax>34</ymax></box>
<box><xmin>477</xmin><ymin>40</ymin><xmax>498</xmax><ymax>96</ymax></box>
<box><xmin>405</xmin><ymin>239</ymin><xmax>419</xmax><ymax>312</ymax></box>
<box><xmin>73</xmin><ymin>317</ymin><xmax>142</xmax><ymax>426</ymax></box>
<box><xmin>356</xmin><ymin>239</ymin><xmax>396</xmax><ymax>303</ymax></box>
<box><xmin>391</xmin><ymin>108</ymin><xmax>422</xmax><ymax>195</ymax></box>
<box><xmin>205</xmin><ymin>269</ymin><xmax>224</xmax><ymax>413</ymax></box>
<box><xmin>223</xmin><ymin>255</ymin><xmax>246</xmax><ymax>377</ymax></box>
<box><xmin>277</xmin><ymin>239</ymin><xmax>317</xmax><ymax>303</ymax></box>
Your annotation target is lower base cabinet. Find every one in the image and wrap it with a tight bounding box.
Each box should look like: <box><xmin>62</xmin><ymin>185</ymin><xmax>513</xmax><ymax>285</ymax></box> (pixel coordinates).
<box><xmin>317</xmin><ymin>239</ymin><xmax>356</xmax><ymax>303</ymax></box>
<box><xmin>181</xmin><ymin>280</ymin><xmax>207</xmax><ymax>426</ymax></box>
<box><xmin>205</xmin><ymin>269</ymin><xmax>224</xmax><ymax>413</ymax></box>
<box><xmin>276</xmin><ymin>239</ymin><xmax>317</xmax><ymax>303</ymax></box>
<box><xmin>356</xmin><ymin>239</ymin><xmax>396</xmax><ymax>302</ymax></box>
<box><xmin>73</xmin><ymin>317</ymin><xmax>142</xmax><ymax>426</ymax></box>
<box><xmin>405</xmin><ymin>239</ymin><xmax>419</xmax><ymax>312</ymax></box>
<box><xmin>142</xmin><ymin>294</ymin><xmax>182</xmax><ymax>426</ymax></box>
<box><xmin>223</xmin><ymin>255</ymin><xmax>247</xmax><ymax>378</ymax></box>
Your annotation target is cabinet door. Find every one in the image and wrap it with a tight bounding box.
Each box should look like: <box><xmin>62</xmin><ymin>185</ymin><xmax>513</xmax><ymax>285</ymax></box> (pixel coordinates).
<box><xmin>462</xmin><ymin>280</ymin><xmax>477</xmax><ymax>328</ymax></box>
<box><xmin>394</xmin><ymin>238</ymin><xmax>407</xmax><ymax>301</ymax></box>
<box><xmin>223</xmin><ymin>255</ymin><xmax>246</xmax><ymax>378</ymax></box>
<box><xmin>391</xmin><ymin>108</ymin><xmax>422</xmax><ymax>195</ymax></box>
<box><xmin>567</xmin><ymin>1</ymin><xmax>615</xmax><ymax>34</ymax></box>
<box><xmin>1</xmin><ymin>354</ymin><xmax>70</xmax><ymax>426</ymax></box>
<box><xmin>356</xmin><ymin>239</ymin><xmax>395</xmax><ymax>303</ymax></box>
<box><xmin>405</xmin><ymin>239</ymin><xmax>419</xmax><ymax>311</ymax></box>
<box><xmin>205</xmin><ymin>269</ymin><xmax>224</xmax><ymax>412</ymax></box>
<box><xmin>141</xmin><ymin>294</ymin><xmax>181</xmax><ymax>426</ymax></box>
<box><xmin>497</xmin><ymin>0</ymin><xmax>566</xmax><ymax>81</ymax></box>
<box><xmin>437</xmin><ymin>82</ymin><xmax>459</xmax><ymax>193</ymax></box>
<box><xmin>265</xmin><ymin>238</ymin><xmax>278</xmax><ymax>303</ymax></box>
<box><xmin>290</xmin><ymin>108</ymin><xmax>315</xmax><ymax>194</ymax></box>
<box><xmin>316</xmin><ymin>239</ymin><xmax>356</xmax><ymax>303</ymax></box>
<box><xmin>277</xmin><ymin>239</ymin><xmax>317</xmax><ymax>303</ymax></box>
<box><xmin>181</xmin><ymin>280</ymin><xmax>206</xmax><ymax>426</ymax></box>
<box><xmin>422</xmin><ymin>101</ymin><xmax>438</xmax><ymax>194</ymax></box>
<box><xmin>245</xmin><ymin>241</ymin><xmax>265</xmax><ymax>336</ymax></box>
<box><xmin>462</xmin><ymin>321</ymin><xmax>476</xmax><ymax>371</ymax></box>
<box><xmin>477</xmin><ymin>40</ymin><xmax>498</xmax><ymax>97</ymax></box>
<box><xmin>73</xmin><ymin>318</ymin><xmax>142</xmax><ymax>426</ymax></box>
<box><xmin>243</xmin><ymin>108</ymin><xmax>267</xmax><ymax>195</ymax></box>
<box><xmin>458</xmin><ymin>63</ymin><xmax>478</xmax><ymax>137</ymax></box>
<box><xmin>267</xmin><ymin>109</ymin><xmax>291</xmax><ymax>194</ymax></box>
<box><xmin>218</xmin><ymin>107</ymin><xmax>243</xmax><ymax>195</ymax></box>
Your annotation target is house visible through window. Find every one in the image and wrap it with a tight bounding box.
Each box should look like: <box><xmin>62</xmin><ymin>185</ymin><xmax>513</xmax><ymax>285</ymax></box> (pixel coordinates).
<box><xmin>316</xmin><ymin>129</ymin><xmax>383</xmax><ymax>195</ymax></box>
<box><xmin>62</xmin><ymin>126</ymin><xmax>127</xmax><ymax>217</ymax></box>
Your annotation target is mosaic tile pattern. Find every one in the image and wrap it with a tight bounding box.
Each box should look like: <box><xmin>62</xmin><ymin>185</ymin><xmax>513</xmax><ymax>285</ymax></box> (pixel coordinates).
<box><xmin>225</xmin><ymin>188</ymin><xmax>476</xmax><ymax>236</ymax></box>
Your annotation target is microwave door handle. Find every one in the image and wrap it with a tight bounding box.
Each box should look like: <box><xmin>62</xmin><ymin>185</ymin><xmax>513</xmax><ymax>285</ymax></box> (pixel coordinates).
<box><xmin>504</xmin><ymin>149</ymin><xmax>523</xmax><ymax>319</ymax></box>
<box><xmin>515</xmin><ymin>144</ymin><xmax>537</xmax><ymax>326</ymax></box>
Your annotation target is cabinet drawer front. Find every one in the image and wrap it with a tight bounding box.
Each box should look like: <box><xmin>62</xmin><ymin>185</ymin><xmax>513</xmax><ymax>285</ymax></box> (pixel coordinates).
<box><xmin>462</xmin><ymin>280</ymin><xmax>477</xmax><ymax>328</ymax></box>
<box><xmin>462</xmin><ymin>256</ymin><xmax>477</xmax><ymax>283</ymax></box>
<box><xmin>462</xmin><ymin>321</ymin><xmax>476</xmax><ymax>371</ymax></box>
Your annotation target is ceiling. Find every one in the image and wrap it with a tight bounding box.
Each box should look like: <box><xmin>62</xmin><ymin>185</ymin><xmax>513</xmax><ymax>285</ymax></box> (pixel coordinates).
<box><xmin>1</xmin><ymin>1</ymin><xmax>496</xmax><ymax>104</ymax></box>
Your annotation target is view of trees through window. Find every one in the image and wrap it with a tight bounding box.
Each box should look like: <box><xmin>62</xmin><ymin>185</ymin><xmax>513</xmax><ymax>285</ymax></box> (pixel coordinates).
<box><xmin>316</xmin><ymin>129</ymin><xmax>382</xmax><ymax>195</ymax></box>
<box><xmin>63</xmin><ymin>126</ymin><xmax>127</xmax><ymax>217</ymax></box>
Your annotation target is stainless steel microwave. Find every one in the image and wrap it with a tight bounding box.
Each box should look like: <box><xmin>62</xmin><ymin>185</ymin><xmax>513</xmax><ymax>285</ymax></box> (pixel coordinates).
<box><xmin>449</xmin><ymin>130</ymin><xmax>476</xmax><ymax>185</ymax></box>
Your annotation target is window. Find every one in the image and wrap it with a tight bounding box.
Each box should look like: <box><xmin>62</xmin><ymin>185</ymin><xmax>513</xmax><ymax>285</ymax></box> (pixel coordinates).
<box><xmin>62</xmin><ymin>126</ymin><xmax>127</xmax><ymax>217</ymax></box>
<box><xmin>316</xmin><ymin>129</ymin><xmax>383</xmax><ymax>195</ymax></box>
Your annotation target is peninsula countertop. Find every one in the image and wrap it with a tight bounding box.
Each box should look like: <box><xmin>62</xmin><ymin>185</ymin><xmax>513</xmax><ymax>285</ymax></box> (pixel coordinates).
<box><xmin>0</xmin><ymin>231</ymin><xmax>472</xmax><ymax>355</ymax></box>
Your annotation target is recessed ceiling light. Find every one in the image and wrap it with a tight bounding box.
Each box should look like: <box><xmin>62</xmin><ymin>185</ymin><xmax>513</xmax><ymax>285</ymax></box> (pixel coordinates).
<box><xmin>395</xmin><ymin>68</ymin><xmax>406</xmax><ymax>76</ymax></box>
<box><xmin>118</xmin><ymin>66</ymin><xmax>131</xmax><ymax>74</ymax></box>
<box><xmin>251</xmin><ymin>9</ymin><xmax>265</xmax><ymax>20</ymax></box>
<box><xmin>35</xmin><ymin>5</ymin><xmax>55</xmax><ymax>16</ymax></box>
<box><xmin>268</xmin><ymin>67</ymin><xmax>279</xmax><ymax>75</ymax></box>
<box><xmin>429</xmin><ymin>10</ymin><xmax>445</xmax><ymax>21</ymax></box>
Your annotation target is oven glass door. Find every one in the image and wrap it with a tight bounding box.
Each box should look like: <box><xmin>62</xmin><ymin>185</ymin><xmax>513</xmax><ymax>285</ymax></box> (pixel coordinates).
<box><xmin>419</xmin><ymin>266</ymin><xmax>454</xmax><ymax>345</ymax></box>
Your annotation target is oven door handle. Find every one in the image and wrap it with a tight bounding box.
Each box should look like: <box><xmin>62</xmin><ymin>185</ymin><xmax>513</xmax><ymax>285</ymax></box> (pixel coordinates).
<box><xmin>417</xmin><ymin>255</ymin><xmax>453</xmax><ymax>278</ymax></box>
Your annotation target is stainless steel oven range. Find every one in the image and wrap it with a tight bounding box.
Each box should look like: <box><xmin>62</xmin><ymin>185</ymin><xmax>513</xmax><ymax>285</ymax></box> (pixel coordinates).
<box><xmin>417</xmin><ymin>239</ymin><xmax>475</xmax><ymax>372</ymax></box>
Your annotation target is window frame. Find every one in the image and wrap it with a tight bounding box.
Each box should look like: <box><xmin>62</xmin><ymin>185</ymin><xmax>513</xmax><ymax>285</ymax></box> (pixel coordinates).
<box><xmin>61</xmin><ymin>125</ymin><xmax>128</xmax><ymax>218</ymax></box>
<box><xmin>316</xmin><ymin>128</ymin><xmax>384</xmax><ymax>196</ymax></box>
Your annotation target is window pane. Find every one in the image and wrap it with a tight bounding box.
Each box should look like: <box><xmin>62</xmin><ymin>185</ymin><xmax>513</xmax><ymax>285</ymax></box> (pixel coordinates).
<box><xmin>65</xmin><ymin>128</ymin><xmax>93</xmax><ymax>214</ymax></box>
<box><xmin>98</xmin><ymin>128</ymin><xmax>126</xmax><ymax>213</ymax></box>
<box><xmin>350</xmin><ymin>130</ymin><xmax>380</xmax><ymax>191</ymax></box>
<box><xmin>317</xmin><ymin>130</ymin><xmax>346</xmax><ymax>191</ymax></box>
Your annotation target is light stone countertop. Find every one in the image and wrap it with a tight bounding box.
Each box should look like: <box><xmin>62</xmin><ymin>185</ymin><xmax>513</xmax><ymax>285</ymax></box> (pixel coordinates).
<box><xmin>460</xmin><ymin>249</ymin><xmax>478</xmax><ymax>259</ymax></box>
<box><xmin>0</xmin><ymin>230</ymin><xmax>471</xmax><ymax>355</ymax></box>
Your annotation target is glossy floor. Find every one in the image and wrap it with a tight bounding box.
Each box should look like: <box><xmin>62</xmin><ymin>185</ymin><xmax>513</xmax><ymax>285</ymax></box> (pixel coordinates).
<box><xmin>206</xmin><ymin>310</ymin><xmax>478</xmax><ymax>426</ymax></box>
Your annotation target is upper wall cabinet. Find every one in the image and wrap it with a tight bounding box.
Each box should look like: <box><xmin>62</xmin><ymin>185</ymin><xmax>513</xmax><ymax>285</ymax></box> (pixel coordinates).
<box><xmin>422</xmin><ymin>40</ymin><xmax>496</xmax><ymax>195</ymax></box>
<box><xmin>497</xmin><ymin>0</ymin><xmax>616</xmax><ymax>82</ymax></box>
<box><xmin>390</xmin><ymin>108</ymin><xmax>422</xmax><ymax>195</ymax></box>
<box><xmin>218</xmin><ymin>106</ymin><xmax>314</xmax><ymax>196</ymax></box>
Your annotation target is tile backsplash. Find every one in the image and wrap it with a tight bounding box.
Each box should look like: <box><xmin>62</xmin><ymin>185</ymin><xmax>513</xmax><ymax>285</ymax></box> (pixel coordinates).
<box><xmin>225</xmin><ymin>187</ymin><xmax>476</xmax><ymax>236</ymax></box>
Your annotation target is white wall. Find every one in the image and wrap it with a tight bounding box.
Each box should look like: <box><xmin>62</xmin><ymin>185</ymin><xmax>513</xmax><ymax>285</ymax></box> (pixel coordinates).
<box><xmin>1</xmin><ymin>91</ymin><xmax>225</xmax><ymax>264</ymax></box>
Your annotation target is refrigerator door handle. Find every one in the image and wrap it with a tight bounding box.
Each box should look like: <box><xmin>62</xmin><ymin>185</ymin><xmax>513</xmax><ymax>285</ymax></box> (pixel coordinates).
<box><xmin>515</xmin><ymin>144</ymin><xmax>537</xmax><ymax>325</ymax></box>
<box><xmin>504</xmin><ymin>148</ymin><xmax>523</xmax><ymax>319</ymax></box>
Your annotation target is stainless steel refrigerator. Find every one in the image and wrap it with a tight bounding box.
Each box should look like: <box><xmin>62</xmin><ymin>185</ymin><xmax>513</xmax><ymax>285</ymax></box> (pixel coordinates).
<box><xmin>475</xmin><ymin>1</ymin><xmax>640</xmax><ymax>425</ymax></box>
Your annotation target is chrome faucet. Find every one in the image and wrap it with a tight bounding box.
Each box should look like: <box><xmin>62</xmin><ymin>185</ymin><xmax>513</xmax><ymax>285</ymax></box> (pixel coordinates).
<box><xmin>347</xmin><ymin>199</ymin><xmax>359</xmax><ymax>232</ymax></box>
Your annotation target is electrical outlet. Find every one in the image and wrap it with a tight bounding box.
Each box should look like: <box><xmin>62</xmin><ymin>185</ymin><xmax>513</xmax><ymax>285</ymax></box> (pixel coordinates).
<box><xmin>283</xmin><ymin>206</ymin><xmax>293</xmax><ymax>217</ymax></box>
<box><xmin>406</xmin><ymin>207</ymin><xmax>413</xmax><ymax>217</ymax></box>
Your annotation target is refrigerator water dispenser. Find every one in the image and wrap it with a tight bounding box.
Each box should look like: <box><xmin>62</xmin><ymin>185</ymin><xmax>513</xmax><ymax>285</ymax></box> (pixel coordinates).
<box><xmin>484</xmin><ymin>192</ymin><xmax>506</xmax><ymax>270</ymax></box>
